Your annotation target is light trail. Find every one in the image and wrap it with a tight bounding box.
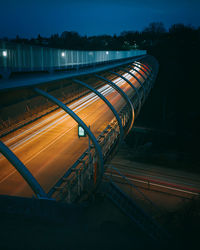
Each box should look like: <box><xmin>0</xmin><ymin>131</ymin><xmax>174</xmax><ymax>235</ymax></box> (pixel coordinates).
<box><xmin>106</xmin><ymin>173</ymin><xmax>200</xmax><ymax>196</ymax></box>
<box><xmin>0</xmin><ymin>68</ymin><xmax>146</xmax><ymax>196</ymax></box>
<box><xmin>1</xmin><ymin>70</ymin><xmax>141</xmax><ymax>151</ymax></box>
<box><xmin>0</xmin><ymin>83</ymin><xmax>116</xmax><ymax>152</ymax></box>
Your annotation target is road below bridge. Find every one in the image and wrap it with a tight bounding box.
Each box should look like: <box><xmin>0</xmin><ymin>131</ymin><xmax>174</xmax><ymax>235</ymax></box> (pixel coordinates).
<box><xmin>0</xmin><ymin>69</ymin><xmax>145</xmax><ymax>197</ymax></box>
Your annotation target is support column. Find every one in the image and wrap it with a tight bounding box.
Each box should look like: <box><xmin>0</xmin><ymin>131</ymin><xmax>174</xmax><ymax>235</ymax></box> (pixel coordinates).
<box><xmin>129</xmin><ymin>64</ymin><xmax>152</xmax><ymax>93</ymax></box>
<box><xmin>134</xmin><ymin>62</ymin><xmax>152</xmax><ymax>80</ymax></box>
<box><xmin>126</xmin><ymin>65</ymin><xmax>146</xmax><ymax>81</ymax></box>
<box><xmin>134</xmin><ymin>61</ymin><xmax>154</xmax><ymax>91</ymax></box>
<box><xmin>0</xmin><ymin>141</ymin><xmax>47</xmax><ymax>199</ymax></box>
<box><xmin>109</xmin><ymin>71</ymin><xmax>142</xmax><ymax>115</ymax></box>
<box><xmin>34</xmin><ymin>87</ymin><xmax>104</xmax><ymax>186</ymax></box>
<box><xmin>94</xmin><ymin>74</ymin><xmax>134</xmax><ymax>134</ymax></box>
<box><xmin>72</xmin><ymin>79</ymin><xmax>124</xmax><ymax>144</ymax></box>
<box><xmin>135</xmin><ymin>61</ymin><xmax>152</xmax><ymax>74</ymax></box>
<box><xmin>132</xmin><ymin>63</ymin><xmax>150</xmax><ymax>79</ymax></box>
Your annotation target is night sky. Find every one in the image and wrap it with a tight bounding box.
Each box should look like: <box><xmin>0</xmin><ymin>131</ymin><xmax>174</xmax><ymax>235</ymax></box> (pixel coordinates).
<box><xmin>1</xmin><ymin>0</ymin><xmax>200</xmax><ymax>38</ymax></box>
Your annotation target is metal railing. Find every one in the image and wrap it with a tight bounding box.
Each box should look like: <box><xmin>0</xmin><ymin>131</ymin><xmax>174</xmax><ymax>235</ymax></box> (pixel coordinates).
<box><xmin>0</xmin><ymin>41</ymin><xmax>146</xmax><ymax>76</ymax></box>
<box><xmin>49</xmin><ymin>109</ymin><xmax>127</xmax><ymax>202</ymax></box>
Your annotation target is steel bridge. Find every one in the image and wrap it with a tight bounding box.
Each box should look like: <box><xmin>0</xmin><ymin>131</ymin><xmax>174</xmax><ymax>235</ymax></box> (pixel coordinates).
<box><xmin>0</xmin><ymin>42</ymin><xmax>168</xmax><ymax>242</ymax></box>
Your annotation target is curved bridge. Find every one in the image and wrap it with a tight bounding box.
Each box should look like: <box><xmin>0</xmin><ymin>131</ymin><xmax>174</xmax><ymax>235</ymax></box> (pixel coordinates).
<box><xmin>0</xmin><ymin>45</ymin><xmax>158</xmax><ymax>203</ymax></box>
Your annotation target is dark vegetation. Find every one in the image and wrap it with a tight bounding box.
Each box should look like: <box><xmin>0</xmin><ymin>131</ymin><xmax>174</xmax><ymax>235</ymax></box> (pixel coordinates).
<box><xmin>123</xmin><ymin>23</ymin><xmax>200</xmax><ymax>172</ymax></box>
<box><xmin>1</xmin><ymin>22</ymin><xmax>199</xmax><ymax>51</ymax></box>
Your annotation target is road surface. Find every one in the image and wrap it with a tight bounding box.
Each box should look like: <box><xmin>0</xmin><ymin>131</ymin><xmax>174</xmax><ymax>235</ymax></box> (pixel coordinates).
<box><xmin>0</xmin><ymin>68</ymin><xmax>145</xmax><ymax>197</ymax></box>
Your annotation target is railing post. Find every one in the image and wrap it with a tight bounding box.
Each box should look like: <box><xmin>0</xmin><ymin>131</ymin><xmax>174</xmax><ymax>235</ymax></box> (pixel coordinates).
<box><xmin>17</xmin><ymin>44</ymin><xmax>22</xmax><ymax>71</ymax></box>
<box><xmin>30</xmin><ymin>46</ymin><xmax>33</xmax><ymax>71</ymax></box>
<box><xmin>41</xmin><ymin>47</ymin><xmax>44</xmax><ymax>71</ymax></box>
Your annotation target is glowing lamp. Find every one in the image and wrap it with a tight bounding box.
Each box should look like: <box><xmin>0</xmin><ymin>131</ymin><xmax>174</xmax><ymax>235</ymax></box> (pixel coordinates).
<box><xmin>2</xmin><ymin>50</ymin><xmax>7</xmax><ymax>57</ymax></box>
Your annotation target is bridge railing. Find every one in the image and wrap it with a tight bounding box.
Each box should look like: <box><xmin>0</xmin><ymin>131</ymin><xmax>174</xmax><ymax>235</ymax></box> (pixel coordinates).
<box><xmin>49</xmin><ymin>105</ymin><xmax>128</xmax><ymax>202</ymax></box>
<box><xmin>0</xmin><ymin>41</ymin><xmax>146</xmax><ymax>76</ymax></box>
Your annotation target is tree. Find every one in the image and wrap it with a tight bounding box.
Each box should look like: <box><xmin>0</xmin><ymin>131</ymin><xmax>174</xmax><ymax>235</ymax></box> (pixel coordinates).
<box><xmin>143</xmin><ymin>22</ymin><xmax>166</xmax><ymax>34</ymax></box>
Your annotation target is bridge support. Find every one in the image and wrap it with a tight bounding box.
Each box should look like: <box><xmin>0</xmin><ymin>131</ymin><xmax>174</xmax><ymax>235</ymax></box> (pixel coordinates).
<box><xmin>126</xmin><ymin>65</ymin><xmax>146</xmax><ymax>81</ymax></box>
<box><xmin>34</xmin><ymin>87</ymin><xmax>104</xmax><ymax>186</ymax></box>
<box><xmin>132</xmin><ymin>63</ymin><xmax>149</xmax><ymax>79</ymax></box>
<box><xmin>125</xmin><ymin>65</ymin><xmax>148</xmax><ymax>98</ymax></box>
<box><xmin>109</xmin><ymin>71</ymin><xmax>142</xmax><ymax>116</ymax></box>
<box><xmin>72</xmin><ymin>79</ymin><xmax>124</xmax><ymax>144</ymax></box>
<box><xmin>94</xmin><ymin>74</ymin><xmax>134</xmax><ymax>134</ymax></box>
<box><xmin>135</xmin><ymin>61</ymin><xmax>152</xmax><ymax>74</ymax></box>
<box><xmin>134</xmin><ymin>61</ymin><xmax>154</xmax><ymax>90</ymax></box>
<box><xmin>128</xmin><ymin>64</ymin><xmax>152</xmax><ymax>93</ymax></box>
<box><xmin>0</xmin><ymin>141</ymin><xmax>48</xmax><ymax>198</ymax></box>
<box><xmin>133</xmin><ymin>62</ymin><xmax>153</xmax><ymax>82</ymax></box>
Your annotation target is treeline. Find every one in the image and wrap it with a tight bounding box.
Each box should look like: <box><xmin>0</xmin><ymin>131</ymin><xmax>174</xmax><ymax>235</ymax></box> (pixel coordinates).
<box><xmin>2</xmin><ymin>22</ymin><xmax>200</xmax><ymax>51</ymax></box>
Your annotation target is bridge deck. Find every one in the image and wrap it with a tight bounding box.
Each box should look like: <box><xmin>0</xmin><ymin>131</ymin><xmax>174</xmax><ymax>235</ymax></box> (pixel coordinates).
<box><xmin>0</xmin><ymin>56</ymin><xmax>145</xmax><ymax>91</ymax></box>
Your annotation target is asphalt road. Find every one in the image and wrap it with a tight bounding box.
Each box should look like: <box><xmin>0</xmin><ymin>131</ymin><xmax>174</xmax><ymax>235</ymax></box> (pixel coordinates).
<box><xmin>108</xmin><ymin>158</ymin><xmax>200</xmax><ymax>198</ymax></box>
<box><xmin>0</xmin><ymin>69</ymin><xmax>145</xmax><ymax>197</ymax></box>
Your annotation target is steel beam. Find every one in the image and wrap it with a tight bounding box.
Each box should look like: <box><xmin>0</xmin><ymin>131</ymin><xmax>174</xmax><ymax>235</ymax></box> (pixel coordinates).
<box><xmin>94</xmin><ymin>74</ymin><xmax>134</xmax><ymax>134</ymax></box>
<box><xmin>129</xmin><ymin>64</ymin><xmax>152</xmax><ymax>92</ymax></box>
<box><xmin>132</xmin><ymin>63</ymin><xmax>149</xmax><ymax>79</ymax></box>
<box><xmin>136</xmin><ymin>61</ymin><xmax>152</xmax><ymax>73</ymax></box>
<box><xmin>72</xmin><ymin>78</ymin><xmax>124</xmax><ymax>143</ymax></box>
<box><xmin>0</xmin><ymin>141</ymin><xmax>47</xmax><ymax>198</ymax></box>
<box><xmin>126</xmin><ymin>65</ymin><xmax>149</xmax><ymax>97</ymax></box>
<box><xmin>34</xmin><ymin>87</ymin><xmax>104</xmax><ymax>186</ymax></box>
<box><xmin>109</xmin><ymin>71</ymin><xmax>142</xmax><ymax>115</ymax></box>
<box><xmin>119</xmin><ymin>66</ymin><xmax>147</xmax><ymax>102</ymax></box>
<box><xmin>125</xmin><ymin>65</ymin><xmax>146</xmax><ymax>82</ymax></box>
<box><xmin>135</xmin><ymin>61</ymin><xmax>154</xmax><ymax>88</ymax></box>
<box><xmin>134</xmin><ymin>61</ymin><xmax>152</xmax><ymax>75</ymax></box>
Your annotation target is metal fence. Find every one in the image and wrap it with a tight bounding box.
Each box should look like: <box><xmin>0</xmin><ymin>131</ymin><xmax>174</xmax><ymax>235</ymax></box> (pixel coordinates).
<box><xmin>0</xmin><ymin>41</ymin><xmax>146</xmax><ymax>75</ymax></box>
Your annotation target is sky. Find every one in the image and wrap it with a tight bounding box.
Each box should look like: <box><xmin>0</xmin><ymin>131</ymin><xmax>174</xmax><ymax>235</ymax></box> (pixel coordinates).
<box><xmin>0</xmin><ymin>0</ymin><xmax>200</xmax><ymax>38</ymax></box>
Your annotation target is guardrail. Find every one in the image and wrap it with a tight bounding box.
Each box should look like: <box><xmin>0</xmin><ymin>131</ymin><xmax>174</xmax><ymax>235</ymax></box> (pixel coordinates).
<box><xmin>0</xmin><ymin>41</ymin><xmax>146</xmax><ymax>77</ymax></box>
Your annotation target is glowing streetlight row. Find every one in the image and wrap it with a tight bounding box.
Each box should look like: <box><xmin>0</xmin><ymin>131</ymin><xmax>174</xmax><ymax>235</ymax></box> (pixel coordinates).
<box><xmin>61</xmin><ymin>51</ymin><xmax>110</xmax><ymax>57</ymax></box>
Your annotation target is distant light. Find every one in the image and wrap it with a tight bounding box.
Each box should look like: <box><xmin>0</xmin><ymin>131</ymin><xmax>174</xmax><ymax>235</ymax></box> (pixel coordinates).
<box><xmin>2</xmin><ymin>50</ymin><xmax>7</xmax><ymax>57</ymax></box>
<box><xmin>106</xmin><ymin>51</ymin><xmax>109</xmax><ymax>55</ymax></box>
<box><xmin>61</xmin><ymin>52</ymin><xmax>65</xmax><ymax>57</ymax></box>
<box><xmin>78</xmin><ymin>125</ymin><xmax>86</xmax><ymax>137</ymax></box>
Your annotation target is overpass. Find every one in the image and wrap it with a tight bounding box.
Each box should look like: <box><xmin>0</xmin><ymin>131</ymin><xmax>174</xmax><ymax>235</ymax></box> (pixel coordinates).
<box><xmin>0</xmin><ymin>42</ymin><xmax>167</xmax><ymax>241</ymax></box>
<box><xmin>0</xmin><ymin>41</ymin><xmax>157</xmax><ymax>198</ymax></box>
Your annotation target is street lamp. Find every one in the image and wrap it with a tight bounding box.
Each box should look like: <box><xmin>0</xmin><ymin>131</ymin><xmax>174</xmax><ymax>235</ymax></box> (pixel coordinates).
<box><xmin>2</xmin><ymin>50</ymin><xmax>7</xmax><ymax>57</ymax></box>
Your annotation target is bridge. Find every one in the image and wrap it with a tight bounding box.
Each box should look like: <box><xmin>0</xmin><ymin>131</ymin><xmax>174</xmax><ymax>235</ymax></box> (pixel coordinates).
<box><xmin>0</xmin><ymin>41</ymin><xmax>168</xmax><ymax>242</ymax></box>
